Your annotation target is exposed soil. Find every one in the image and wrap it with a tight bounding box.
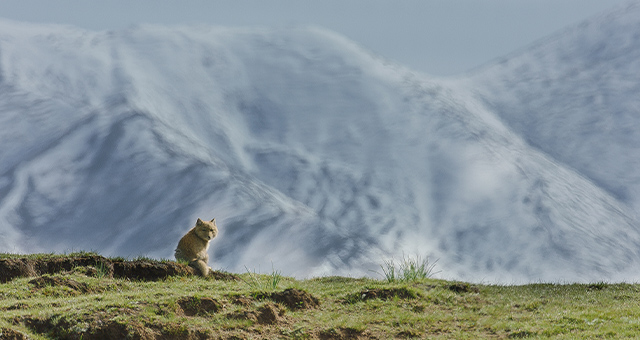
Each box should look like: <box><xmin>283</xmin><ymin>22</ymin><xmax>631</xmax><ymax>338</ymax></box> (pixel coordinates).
<box><xmin>227</xmin><ymin>302</ymin><xmax>286</xmax><ymax>325</ymax></box>
<box><xmin>23</xmin><ymin>316</ymin><xmax>170</xmax><ymax>340</ymax></box>
<box><xmin>255</xmin><ymin>303</ymin><xmax>286</xmax><ymax>325</ymax></box>
<box><xmin>29</xmin><ymin>275</ymin><xmax>92</xmax><ymax>293</ymax></box>
<box><xmin>21</xmin><ymin>312</ymin><xmax>295</xmax><ymax>340</ymax></box>
<box><xmin>1</xmin><ymin>303</ymin><xmax>28</xmax><ymax>311</ymax></box>
<box><xmin>111</xmin><ymin>259</ymin><xmax>195</xmax><ymax>281</ymax></box>
<box><xmin>350</xmin><ymin>287</ymin><xmax>419</xmax><ymax>302</ymax></box>
<box><xmin>0</xmin><ymin>255</ymin><xmax>237</xmax><ymax>283</ymax></box>
<box><xmin>254</xmin><ymin>288</ymin><xmax>320</xmax><ymax>310</ymax></box>
<box><xmin>318</xmin><ymin>327</ymin><xmax>367</xmax><ymax>340</ymax></box>
<box><xmin>446</xmin><ymin>282</ymin><xmax>480</xmax><ymax>293</ymax></box>
<box><xmin>0</xmin><ymin>255</ymin><xmax>113</xmax><ymax>283</ymax></box>
<box><xmin>229</xmin><ymin>294</ymin><xmax>255</xmax><ymax>307</ymax></box>
<box><xmin>208</xmin><ymin>270</ymin><xmax>241</xmax><ymax>281</ymax></box>
<box><xmin>0</xmin><ymin>328</ymin><xmax>29</xmax><ymax>340</ymax></box>
<box><xmin>227</xmin><ymin>308</ymin><xmax>259</xmax><ymax>322</ymax></box>
<box><xmin>177</xmin><ymin>296</ymin><xmax>223</xmax><ymax>316</ymax></box>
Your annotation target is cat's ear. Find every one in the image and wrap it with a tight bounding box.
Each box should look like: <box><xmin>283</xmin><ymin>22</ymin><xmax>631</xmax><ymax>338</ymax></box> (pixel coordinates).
<box><xmin>210</xmin><ymin>218</ymin><xmax>216</xmax><ymax>223</ymax></box>
<box><xmin>197</xmin><ymin>218</ymin><xmax>204</xmax><ymax>225</ymax></box>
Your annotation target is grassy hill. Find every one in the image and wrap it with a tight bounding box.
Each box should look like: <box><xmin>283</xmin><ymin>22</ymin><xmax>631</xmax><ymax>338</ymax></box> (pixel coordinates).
<box><xmin>1</xmin><ymin>253</ymin><xmax>639</xmax><ymax>339</ymax></box>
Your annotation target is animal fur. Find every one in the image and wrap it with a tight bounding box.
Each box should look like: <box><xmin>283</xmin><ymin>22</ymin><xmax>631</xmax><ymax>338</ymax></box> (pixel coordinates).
<box><xmin>175</xmin><ymin>218</ymin><xmax>218</xmax><ymax>276</ymax></box>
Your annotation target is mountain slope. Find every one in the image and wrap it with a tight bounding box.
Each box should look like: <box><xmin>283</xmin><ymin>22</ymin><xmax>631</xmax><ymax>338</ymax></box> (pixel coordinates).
<box><xmin>466</xmin><ymin>2</ymin><xmax>640</xmax><ymax>211</ymax></box>
<box><xmin>1</xmin><ymin>15</ymin><xmax>640</xmax><ymax>282</ymax></box>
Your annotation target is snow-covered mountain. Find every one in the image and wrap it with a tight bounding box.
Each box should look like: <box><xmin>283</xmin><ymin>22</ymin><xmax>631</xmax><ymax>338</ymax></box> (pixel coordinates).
<box><xmin>1</xmin><ymin>2</ymin><xmax>640</xmax><ymax>283</ymax></box>
<box><xmin>466</xmin><ymin>2</ymin><xmax>640</xmax><ymax>214</ymax></box>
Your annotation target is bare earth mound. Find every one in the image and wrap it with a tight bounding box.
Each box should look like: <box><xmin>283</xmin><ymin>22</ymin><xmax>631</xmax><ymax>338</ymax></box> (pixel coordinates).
<box><xmin>0</xmin><ymin>254</ymin><xmax>238</xmax><ymax>282</ymax></box>
<box><xmin>255</xmin><ymin>288</ymin><xmax>320</xmax><ymax>310</ymax></box>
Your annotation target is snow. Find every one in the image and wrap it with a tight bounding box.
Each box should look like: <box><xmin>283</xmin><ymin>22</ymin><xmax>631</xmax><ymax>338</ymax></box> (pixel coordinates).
<box><xmin>1</xmin><ymin>5</ymin><xmax>640</xmax><ymax>283</ymax></box>
<box><xmin>466</xmin><ymin>2</ymin><xmax>640</xmax><ymax>211</ymax></box>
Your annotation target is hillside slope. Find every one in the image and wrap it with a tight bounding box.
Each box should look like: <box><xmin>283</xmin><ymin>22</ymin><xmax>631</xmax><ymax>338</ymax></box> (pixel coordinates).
<box><xmin>1</xmin><ymin>11</ymin><xmax>640</xmax><ymax>282</ymax></box>
<box><xmin>467</xmin><ymin>2</ymin><xmax>640</xmax><ymax>212</ymax></box>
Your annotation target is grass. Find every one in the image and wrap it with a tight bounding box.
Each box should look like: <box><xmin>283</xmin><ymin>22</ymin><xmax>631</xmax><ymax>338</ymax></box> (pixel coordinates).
<box><xmin>2</xmin><ymin>253</ymin><xmax>640</xmax><ymax>339</ymax></box>
<box><xmin>379</xmin><ymin>254</ymin><xmax>440</xmax><ymax>283</ymax></box>
<box><xmin>0</xmin><ymin>250</ymin><xmax>100</xmax><ymax>260</ymax></box>
<box><xmin>241</xmin><ymin>264</ymin><xmax>284</xmax><ymax>291</ymax></box>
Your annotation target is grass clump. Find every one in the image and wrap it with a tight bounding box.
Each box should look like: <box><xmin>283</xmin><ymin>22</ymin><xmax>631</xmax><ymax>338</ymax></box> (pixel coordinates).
<box><xmin>241</xmin><ymin>264</ymin><xmax>283</xmax><ymax>291</ymax></box>
<box><xmin>379</xmin><ymin>254</ymin><xmax>439</xmax><ymax>282</ymax></box>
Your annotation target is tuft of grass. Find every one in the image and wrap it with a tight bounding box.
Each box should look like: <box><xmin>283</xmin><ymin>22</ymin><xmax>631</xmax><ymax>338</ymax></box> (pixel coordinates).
<box><xmin>241</xmin><ymin>264</ymin><xmax>283</xmax><ymax>291</ymax></box>
<box><xmin>94</xmin><ymin>262</ymin><xmax>110</xmax><ymax>279</ymax></box>
<box><xmin>268</xmin><ymin>267</ymin><xmax>283</xmax><ymax>290</ymax></box>
<box><xmin>379</xmin><ymin>254</ymin><xmax>439</xmax><ymax>283</ymax></box>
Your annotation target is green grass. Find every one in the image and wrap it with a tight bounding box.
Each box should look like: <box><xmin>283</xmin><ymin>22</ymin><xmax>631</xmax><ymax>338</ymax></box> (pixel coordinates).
<box><xmin>2</xmin><ymin>254</ymin><xmax>640</xmax><ymax>339</ymax></box>
<box><xmin>378</xmin><ymin>254</ymin><xmax>439</xmax><ymax>283</ymax></box>
<box><xmin>0</xmin><ymin>251</ymin><xmax>101</xmax><ymax>260</ymax></box>
<box><xmin>241</xmin><ymin>264</ymin><xmax>284</xmax><ymax>291</ymax></box>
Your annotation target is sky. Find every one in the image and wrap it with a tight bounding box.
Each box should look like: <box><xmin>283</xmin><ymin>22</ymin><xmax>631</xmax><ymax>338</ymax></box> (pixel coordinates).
<box><xmin>0</xmin><ymin>0</ymin><xmax>632</xmax><ymax>76</ymax></box>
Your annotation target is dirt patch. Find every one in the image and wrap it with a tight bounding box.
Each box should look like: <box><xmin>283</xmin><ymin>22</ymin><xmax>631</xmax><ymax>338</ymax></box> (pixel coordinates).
<box><xmin>346</xmin><ymin>287</ymin><xmax>419</xmax><ymax>303</ymax></box>
<box><xmin>0</xmin><ymin>328</ymin><xmax>29</xmax><ymax>340</ymax></box>
<box><xmin>227</xmin><ymin>302</ymin><xmax>285</xmax><ymax>325</ymax></box>
<box><xmin>29</xmin><ymin>275</ymin><xmax>92</xmax><ymax>293</ymax></box>
<box><xmin>22</xmin><ymin>315</ymin><xmax>215</xmax><ymax>340</ymax></box>
<box><xmin>256</xmin><ymin>303</ymin><xmax>285</xmax><ymax>325</ymax></box>
<box><xmin>23</xmin><ymin>316</ymin><xmax>158</xmax><ymax>340</ymax></box>
<box><xmin>38</xmin><ymin>256</ymin><xmax>114</xmax><ymax>277</ymax></box>
<box><xmin>0</xmin><ymin>255</ymin><xmax>200</xmax><ymax>283</ymax></box>
<box><xmin>112</xmin><ymin>259</ymin><xmax>194</xmax><ymax>281</ymax></box>
<box><xmin>69</xmin><ymin>265</ymin><xmax>102</xmax><ymax>277</ymax></box>
<box><xmin>1</xmin><ymin>255</ymin><xmax>242</xmax><ymax>283</ymax></box>
<box><xmin>255</xmin><ymin>288</ymin><xmax>320</xmax><ymax>310</ymax></box>
<box><xmin>177</xmin><ymin>297</ymin><xmax>223</xmax><ymax>316</ymax></box>
<box><xmin>446</xmin><ymin>282</ymin><xmax>479</xmax><ymax>294</ymax></box>
<box><xmin>85</xmin><ymin>320</ymin><xmax>133</xmax><ymax>339</ymax></box>
<box><xmin>208</xmin><ymin>270</ymin><xmax>241</xmax><ymax>281</ymax></box>
<box><xmin>228</xmin><ymin>309</ymin><xmax>259</xmax><ymax>322</ymax></box>
<box><xmin>0</xmin><ymin>259</ymin><xmax>37</xmax><ymax>283</ymax></box>
<box><xmin>230</xmin><ymin>295</ymin><xmax>255</xmax><ymax>307</ymax></box>
<box><xmin>2</xmin><ymin>303</ymin><xmax>28</xmax><ymax>311</ymax></box>
<box><xmin>21</xmin><ymin>316</ymin><xmax>72</xmax><ymax>338</ymax></box>
<box><xmin>318</xmin><ymin>327</ymin><xmax>366</xmax><ymax>340</ymax></box>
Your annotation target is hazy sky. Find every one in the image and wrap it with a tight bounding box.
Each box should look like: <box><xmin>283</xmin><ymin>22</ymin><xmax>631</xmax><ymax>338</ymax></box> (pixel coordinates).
<box><xmin>0</xmin><ymin>0</ymin><xmax>631</xmax><ymax>76</ymax></box>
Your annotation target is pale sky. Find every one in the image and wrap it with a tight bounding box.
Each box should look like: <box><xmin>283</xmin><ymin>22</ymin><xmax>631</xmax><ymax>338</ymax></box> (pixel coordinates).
<box><xmin>0</xmin><ymin>0</ymin><xmax>632</xmax><ymax>76</ymax></box>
